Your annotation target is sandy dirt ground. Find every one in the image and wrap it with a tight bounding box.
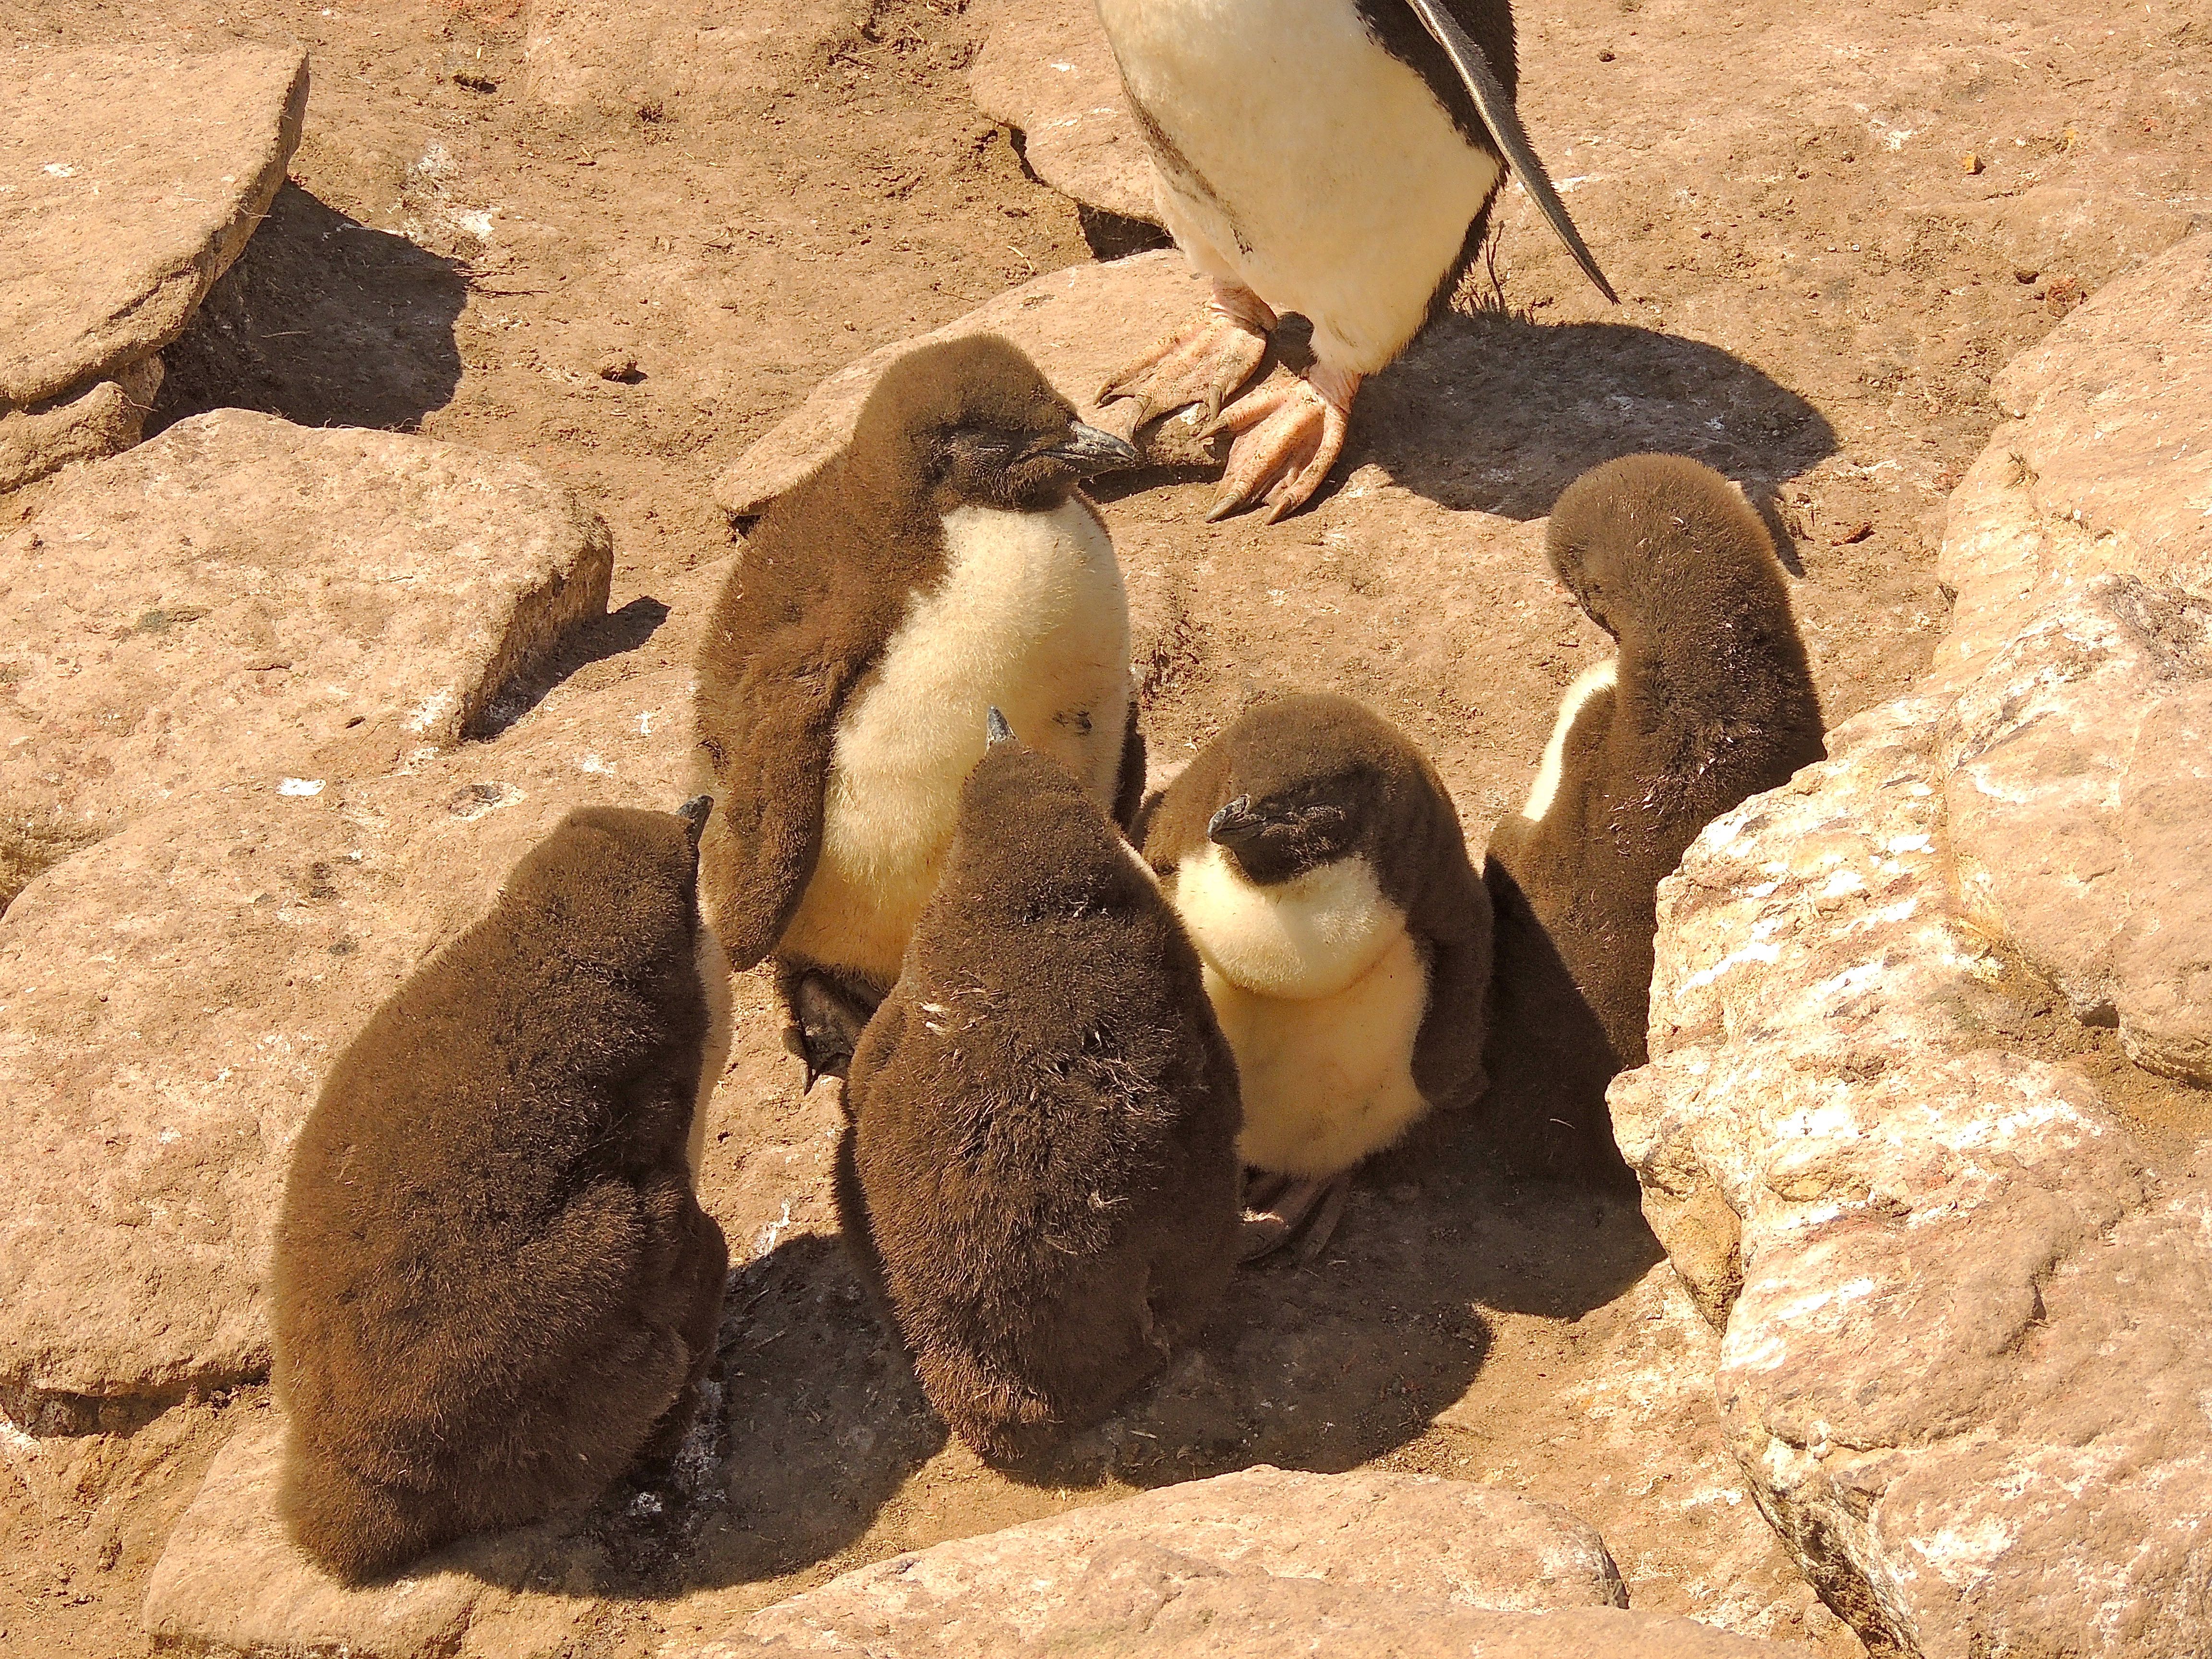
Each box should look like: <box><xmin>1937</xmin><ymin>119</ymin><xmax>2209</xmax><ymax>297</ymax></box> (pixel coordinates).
<box><xmin>3</xmin><ymin>0</ymin><xmax>2207</xmax><ymax>1652</ymax></box>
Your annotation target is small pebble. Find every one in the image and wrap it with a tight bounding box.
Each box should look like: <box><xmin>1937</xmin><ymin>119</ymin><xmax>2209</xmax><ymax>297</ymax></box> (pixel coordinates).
<box><xmin>597</xmin><ymin>351</ymin><xmax>644</xmax><ymax>384</ymax></box>
<box><xmin>1961</xmin><ymin>153</ymin><xmax>1983</xmax><ymax>174</ymax></box>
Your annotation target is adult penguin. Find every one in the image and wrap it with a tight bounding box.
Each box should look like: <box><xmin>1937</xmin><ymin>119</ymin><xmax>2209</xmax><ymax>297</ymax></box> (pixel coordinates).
<box><xmin>1094</xmin><ymin>0</ymin><xmax>1616</xmax><ymax>521</ymax></box>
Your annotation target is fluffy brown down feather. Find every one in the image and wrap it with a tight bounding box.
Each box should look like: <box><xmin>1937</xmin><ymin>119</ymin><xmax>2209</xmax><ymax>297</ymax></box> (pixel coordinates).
<box><xmin>1482</xmin><ymin>454</ymin><xmax>1826</xmax><ymax>1183</ymax></box>
<box><xmin>690</xmin><ymin>334</ymin><xmax>1143</xmax><ymax>980</ymax></box>
<box><xmin>840</xmin><ymin>736</ymin><xmax>1240</xmax><ymax>1464</ymax></box>
<box><xmin>271</xmin><ymin>805</ymin><xmax>728</xmax><ymax>1583</ymax></box>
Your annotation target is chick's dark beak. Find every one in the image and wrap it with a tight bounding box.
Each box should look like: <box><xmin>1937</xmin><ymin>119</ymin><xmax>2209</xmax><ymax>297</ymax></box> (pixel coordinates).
<box><xmin>678</xmin><ymin>793</ymin><xmax>714</xmax><ymax>850</ymax></box>
<box><xmin>1207</xmin><ymin>794</ymin><xmax>1263</xmax><ymax>848</ymax></box>
<box><xmin>1039</xmin><ymin>422</ymin><xmax>1140</xmax><ymax>478</ymax></box>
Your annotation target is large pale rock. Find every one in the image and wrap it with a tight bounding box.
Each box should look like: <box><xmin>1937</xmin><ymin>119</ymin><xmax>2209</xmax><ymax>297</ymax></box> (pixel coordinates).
<box><xmin>1610</xmin><ymin>234</ymin><xmax>2212</xmax><ymax>1654</ymax></box>
<box><xmin>522</xmin><ymin>0</ymin><xmax>868</xmax><ymax>116</ymax></box>
<box><xmin>0</xmin><ymin>46</ymin><xmax>306</xmax><ymax>484</ymax></box>
<box><xmin>0</xmin><ymin>408</ymin><xmax>613</xmax><ymax>890</ymax></box>
<box><xmin>143</xmin><ymin>1411</ymin><xmax>483</xmax><ymax>1659</ymax></box>
<box><xmin>1937</xmin><ymin>230</ymin><xmax>2212</xmax><ymax>673</ymax></box>
<box><xmin>1611</xmin><ymin>697</ymin><xmax>2212</xmax><ymax>1656</ymax></box>
<box><xmin>1912</xmin><ymin>233</ymin><xmax>2212</xmax><ymax>1082</ymax></box>
<box><xmin>0</xmin><ymin>447</ymin><xmax>665</xmax><ymax>1407</ymax></box>
<box><xmin>969</xmin><ymin>0</ymin><xmax>1157</xmax><ymax>225</ymax></box>
<box><xmin>714</xmin><ymin>252</ymin><xmax>1217</xmax><ymax>518</ymax></box>
<box><xmin>678</xmin><ymin>1467</ymin><xmax>1814</xmax><ymax>1657</ymax></box>
<box><xmin>712</xmin><ymin>1586</ymin><xmax>1813</xmax><ymax>1658</ymax></box>
<box><xmin>1942</xmin><ymin>576</ymin><xmax>2212</xmax><ymax>1081</ymax></box>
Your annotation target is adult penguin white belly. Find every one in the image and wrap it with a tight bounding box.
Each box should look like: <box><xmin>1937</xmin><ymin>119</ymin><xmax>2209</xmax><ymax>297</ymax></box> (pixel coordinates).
<box><xmin>1095</xmin><ymin>0</ymin><xmax>1615</xmax><ymax>522</ymax></box>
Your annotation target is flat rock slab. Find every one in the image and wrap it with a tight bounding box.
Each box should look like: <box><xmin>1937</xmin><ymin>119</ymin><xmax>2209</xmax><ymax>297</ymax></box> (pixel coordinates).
<box><xmin>0</xmin><ymin>653</ymin><xmax>707</xmax><ymax>1405</ymax></box>
<box><xmin>0</xmin><ymin>355</ymin><xmax>163</xmax><ymax>494</ymax></box>
<box><xmin>713</xmin><ymin>251</ymin><xmax>1216</xmax><ymax>519</ymax></box>
<box><xmin>0</xmin><ymin>408</ymin><xmax>613</xmax><ymax>895</ymax></box>
<box><xmin>969</xmin><ymin>0</ymin><xmax>1157</xmax><ymax>225</ymax></box>
<box><xmin>679</xmin><ymin>1467</ymin><xmax>1819</xmax><ymax>1657</ymax></box>
<box><xmin>717</xmin><ymin>1588</ymin><xmax>1815</xmax><ymax>1658</ymax></box>
<box><xmin>1936</xmin><ymin>232</ymin><xmax>2212</xmax><ymax>677</ymax></box>
<box><xmin>523</xmin><ymin>0</ymin><xmax>869</xmax><ymax>116</ymax></box>
<box><xmin>0</xmin><ymin>46</ymin><xmax>307</xmax><ymax>411</ymax></box>
<box><xmin>143</xmin><ymin>1411</ymin><xmax>483</xmax><ymax>1659</ymax></box>
<box><xmin>712</xmin><ymin>251</ymin><xmax>1835</xmax><ymax>524</ymax></box>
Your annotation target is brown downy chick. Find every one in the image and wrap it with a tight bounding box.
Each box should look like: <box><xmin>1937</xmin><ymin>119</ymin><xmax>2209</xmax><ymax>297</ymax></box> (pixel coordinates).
<box><xmin>1139</xmin><ymin>694</ymin><xmax>1492</xmax><ymax>1258</ymax></box>
<box><xmin>840</xmin><ymin>709</ymin><xmax>1241</xmax><ymax>1464</ymax></box>
<box><xmin>271</xmin><ymin>798</ymin><xmax>733</xmax><ymax>1584</ymax></box>
<box><xmin>691</xmin><ymin>335</ymin><xmax>1144</xmax><ymax>1086</ymax></box>
<box><xmin>1483</xmin><ymin>454</ymin><xmax>1826</xmax><ymax>1183</ymax></box>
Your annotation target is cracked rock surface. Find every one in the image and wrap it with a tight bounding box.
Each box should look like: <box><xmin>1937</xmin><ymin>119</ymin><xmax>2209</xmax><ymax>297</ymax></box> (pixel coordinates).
<box><xmin>1611</xmin><ymin>233</ymin><xmax>2212</xmax><ymax>1657</ymax></box>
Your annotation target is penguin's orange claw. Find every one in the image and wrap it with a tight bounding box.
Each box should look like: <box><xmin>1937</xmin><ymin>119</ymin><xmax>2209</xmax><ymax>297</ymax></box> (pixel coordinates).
<box><xmin>1203</xmin><ymin>370</ymin><xmax>1357</xmax><ymax>524</ymax></box>
<box><xmin>1098</xmin><ymin>283</ymin><xmax>1274</xmax><ymax>429</ymax></box>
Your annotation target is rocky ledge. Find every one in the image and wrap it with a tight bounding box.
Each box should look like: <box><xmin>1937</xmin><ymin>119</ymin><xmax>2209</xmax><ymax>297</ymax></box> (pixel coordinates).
<box><xmin>1611</xmin><ymin>232</ymin><xmax>2212</xmax><ymax>1656</ymax></box>
<box><xmin>0</xmin><ymin>46</ymin><xmax>306</xmax><ymax>488</ymax></box>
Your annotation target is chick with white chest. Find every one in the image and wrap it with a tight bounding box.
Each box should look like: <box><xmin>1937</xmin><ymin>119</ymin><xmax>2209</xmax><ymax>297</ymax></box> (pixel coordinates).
<box><xmin>1141</xmin><ymin>695</ymin><xmax>1493</xmax><ymax>1258</ymax></box>
<box><xmin>692</xmin><ymin>336</ymin><xmax>1144</xmax><ymax>1084</ymax></box>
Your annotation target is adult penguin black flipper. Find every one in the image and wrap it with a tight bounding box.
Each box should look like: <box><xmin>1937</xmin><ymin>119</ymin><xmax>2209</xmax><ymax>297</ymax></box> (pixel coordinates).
<box><xmin>1397</xmin><ymin>0</ymin><xmax>1618</xmax><ymax>303</ymax></box>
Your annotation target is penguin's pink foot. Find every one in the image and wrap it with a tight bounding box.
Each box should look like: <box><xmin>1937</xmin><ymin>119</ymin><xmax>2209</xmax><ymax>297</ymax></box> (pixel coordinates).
<box><xmin>1239</xmin><ymin>1171</ymin><xmax>1353</xmax><ymax>1264</ymax></box>
<box><xmin>1098</xmin><ymin>280</ymin><xmax>1276</xmax><ymax>429</ymax></box>
<box><xmin>1204</xmin><ymin>361</ymin><xmax>1361</xmax><ymax>525</ymax></box>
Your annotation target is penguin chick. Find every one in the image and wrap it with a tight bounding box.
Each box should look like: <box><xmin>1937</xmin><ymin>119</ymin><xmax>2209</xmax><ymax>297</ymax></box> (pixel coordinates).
<box><xmin>1094</xmin><ymin>0</ymin><xmax>1614</xmax><ymax>523</ymax></box>
<box><xmin>271</xmin><ymin>798</ymin><xmax>733</xmax><ymax>1584</ymax></box>
<box><xmin>1140</xmin><ymin>694</ymin><xmax>1492</xmax><ymax>1258</ymax></box>
<box><xmin>1482</xmin><ymin>455</ymin><xmax>1826</xmax><ymax>1183</ymax></box>
<box><xmin>693</xmin><ymin>335</ymin><xmax>1145</xmax><ymax>1085</ymax></box>
<box><xmin>840</xmin><ymin>712</ymin><xmax>1241</xmax><ymax>1464</ymax></box>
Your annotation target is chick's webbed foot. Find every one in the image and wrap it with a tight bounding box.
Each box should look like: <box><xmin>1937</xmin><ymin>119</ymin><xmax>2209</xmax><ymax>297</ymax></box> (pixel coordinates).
<box><xmin>1205</xmin><ymin>360</ymin><xmax>1361</xmax><ymax>525</ymax></box>
<box><xmin>1239</xmin><ymin>1170</ymin><xmax>1352</xmax><ymax>1265</ymax></box>
<box><xmin>1099</xmin><ymin>279</ymin><xmax>1276</xmax><ymax>429</ymax></box>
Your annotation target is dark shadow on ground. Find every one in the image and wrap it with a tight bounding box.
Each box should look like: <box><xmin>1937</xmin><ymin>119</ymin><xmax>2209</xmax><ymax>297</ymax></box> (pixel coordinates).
<box><xmin>1351</xmin><ymin>310</ymin><xmax>1837</xmax><ymax>524</ymax></box>
<box><xmin>447</xmin><ymin>1101</ymin><xmax>1659</xmax><ymax>1593</ymax></box>
<box><xmin>149</xmin><ymin>183</ymin><xmax>466</xmax><ymax>434</ymax></box>
<box><xmin>474</xmin><ymin>598</ymin><xmax>673</xmax><ymax>739</ymax></box>
<box><xmin>459</xmin><ymin>1231</ymin><xmax>947</xmax><ymax>1599</ymax></box>
<box><xmin>1014</xmin><ymin>1108</ymin><xmax>1661</xmax><ymax>1492</ymax></box>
